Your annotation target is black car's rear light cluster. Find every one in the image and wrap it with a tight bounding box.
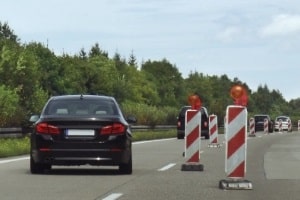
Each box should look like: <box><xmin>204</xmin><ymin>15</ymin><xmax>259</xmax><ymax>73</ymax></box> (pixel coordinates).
<box><xmin>100</xmin><ymin>123</ymin><xmax>125</xmax><ymax>135</ymax></box>
<box><xmin>36</xmin><ymin>122</ymin><xmax>60</xmax><ymax>135</ymax></box>
<box><xmin>177</xmin><ymin>121</ymin><xmax>181</xmax><ymax>127</ymax></box>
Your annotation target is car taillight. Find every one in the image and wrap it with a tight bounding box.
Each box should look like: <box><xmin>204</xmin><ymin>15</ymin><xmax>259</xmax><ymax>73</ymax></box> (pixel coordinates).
<box><xmin>203</xmin><ymin>121</ymin><xmax>208</xmax><ymax>127</ymax></box>
<box><xmin>36</xmin><ymin>122</ymin><xmax>60</xmax><ymax>135</ymax></box>
<box><xmin>100</xmin><ymin>123</ymin><xmax>126</xmax><ymax>135</ymax></box>
<box><xmin>177</xmin><ymin>121</ymin><xmax>181</xmax><ymax>127</ymax></box>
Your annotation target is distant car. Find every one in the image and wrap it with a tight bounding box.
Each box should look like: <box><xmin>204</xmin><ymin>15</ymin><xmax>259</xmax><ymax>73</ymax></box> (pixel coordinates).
<box><xmin>254</xmin><ymin>114</ymin><xmax>273</xmax><ymax>133</ymax></box>
<box><xmin>29</xmin><ymin>94</ymin><xmax>136</xmax><ymax>174</ymax></box>
<box><xmin>274</xmin><ymin>116</ymin><xmax>292</xmax><ymax>132</ymax></box>
<box><xmin>176</xmin><ymin>106</ymin><xmax>209</xmax><ymax>139</ymax></box>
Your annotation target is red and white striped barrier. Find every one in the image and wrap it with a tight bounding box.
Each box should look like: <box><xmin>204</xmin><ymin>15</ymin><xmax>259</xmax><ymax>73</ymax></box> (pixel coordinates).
<box><xmin>181</xmin><ymin>109</ymin><xmax>203</xmax><ymax>171</ymax></box>
<box><xmin>279</xmin><ymin>119</ymin><xmax>283</xmax><ymax>132</ymax></box>
<box><xmin>288</xmin><ymin>119</ymin><xmax>292</xmax><ymax>132</ymax></box>
<box><xmin>298</xmin><ymin>120</ymin><xmax>300</xmax><ymax>131</ymax></box>
<box><xmin>225</xmin><ymin>105</ymin><xmax>247</xmax><ymax>178</ymax></box>
<box><xmin>264</xmin><ymin>118</ymin><xmax>269</xmax><ymax>134</ymax></box>
<box><xmin>219</xmin><ymin>105</ymin><xmax>252</xmax><ymax>190</ymax></box>
<box><xmin>208</xmin><ymin>114</ymin><xmax>219</xmax><ymax>147</ymax></box>
<box><xmin>249</xmin><ymin>117</ymin><xmax>255</xmax><ymax>137</ymax></box>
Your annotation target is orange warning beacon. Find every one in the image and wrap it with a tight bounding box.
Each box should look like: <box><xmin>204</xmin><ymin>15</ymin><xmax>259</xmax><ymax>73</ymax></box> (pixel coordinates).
<box><xmin>188</xmin><ymin>93</ymin><xmax>202</xmax><ymax>110</ymax></box>
<box><xmin>230</xmin><ymin>85</ymin><xmax>248</xmax><ymax>107</ymax></box>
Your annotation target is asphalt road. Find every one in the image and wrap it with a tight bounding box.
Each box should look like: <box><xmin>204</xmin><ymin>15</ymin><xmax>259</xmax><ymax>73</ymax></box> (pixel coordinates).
<box><xmin>1</xmin><ymin>131</ymin><xmax>300</xmax><ymax>200</ymax></box>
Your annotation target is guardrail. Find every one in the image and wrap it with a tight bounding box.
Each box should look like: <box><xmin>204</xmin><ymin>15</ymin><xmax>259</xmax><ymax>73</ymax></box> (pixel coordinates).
<box><xmin>0</xmin><ymin>125</ymin><xmax>177</xmax><ymax>138</ymax></box>
<box><xmin>0</xmin><ymin>127</ymin><xmax>24</xmax><ymax>138</ymax></box>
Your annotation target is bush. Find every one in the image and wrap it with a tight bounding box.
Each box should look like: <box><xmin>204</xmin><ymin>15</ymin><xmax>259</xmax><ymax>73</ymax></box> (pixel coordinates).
<box><xmin>121</xmin><ymin>102</ymin><xmax>178</xmax><ymax>126</ymax></box>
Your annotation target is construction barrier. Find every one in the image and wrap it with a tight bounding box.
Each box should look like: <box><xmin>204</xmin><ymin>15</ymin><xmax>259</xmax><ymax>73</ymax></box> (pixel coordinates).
<box><xmin>288</xmin><ymin>119</ymin><xmax>292</xmax><ymax>132</ymax></box>
<box><xmin>208</xmin><ymin>114</ymin><xmax>220</xmax><ymax>147</ymax></box>
<box><xmin>181</xmin><ymin>109</ymin><xmax>203</xmax><ymax>171</ymax></box>
<box><xmin>219</xmin><ymin>105</ymin><xmax>252</xmax><ymax>190</ymax></box>
<box><xmin>264</xmin><ymin>118</ymin><xmax>269</xmax><ymax>134</ymax></box>
<box><xmin>279</xmin><ymin>119</ymin><xmax>283</xmax><ymax>132</ymax></box>
<box><xmin>298</xmin><ymin>120</ymin><xmax>300</xmax><ymax>131</ymax></box>
<box><xmin>248</xmin><ymin>117</ymin><xmax>255</xmax><ymax>137</ymax></box>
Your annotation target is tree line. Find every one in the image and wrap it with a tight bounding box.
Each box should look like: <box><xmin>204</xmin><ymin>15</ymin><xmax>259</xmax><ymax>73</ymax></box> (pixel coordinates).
<box><xmin>1</xmin><ymin>21</ymin><xmax>300</xmax><ymax>127</ymax></box>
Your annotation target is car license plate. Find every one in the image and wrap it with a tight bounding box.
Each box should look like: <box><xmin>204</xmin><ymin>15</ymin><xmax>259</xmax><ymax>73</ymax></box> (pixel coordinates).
<box><xmin>66</xmin><ymin>129</ymin><xmax>95</xmax><ymax>136</ymax></box>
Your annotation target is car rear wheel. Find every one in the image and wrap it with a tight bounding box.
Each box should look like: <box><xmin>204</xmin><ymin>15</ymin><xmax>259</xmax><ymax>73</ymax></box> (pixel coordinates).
<box><xmin>177</xmin><ymin>134</ymin><xmax>184</xmax><ymax>139</ymax></box>
<box><xmin>119</xmin><ymin>155</ymin><xmax>132</xmax><ymax>174</ymax></box>
<box><xmin>30</xmin><ymin>155</ymin><xmax>51</xmax><ymax>174</ymax></box>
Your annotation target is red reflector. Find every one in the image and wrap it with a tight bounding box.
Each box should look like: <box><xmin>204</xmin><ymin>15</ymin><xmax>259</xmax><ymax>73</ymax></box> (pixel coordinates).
<box><xmin>100</xmin><ymin>123</ymin><xmax>125</xmax><ymax>135</ymax></box>
<box><xmin>36</xmin><ymin>123</ymin><xmax>60</xmax><ymax>135</ymax></box>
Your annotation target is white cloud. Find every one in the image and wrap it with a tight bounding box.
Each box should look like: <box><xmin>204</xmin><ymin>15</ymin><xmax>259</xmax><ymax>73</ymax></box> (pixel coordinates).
<box><xmin>217</xmin><ymin>26</ymin><xmax>242</xmax><ymax>42</ymax></box>
<box><xmin>260</xmin><ymin>14</ymin><xmax>300</xmax><ymax>37</ymax></box>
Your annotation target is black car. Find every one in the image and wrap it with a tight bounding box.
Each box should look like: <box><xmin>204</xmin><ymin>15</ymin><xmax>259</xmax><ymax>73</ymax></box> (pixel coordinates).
<box><xmin>176</xmin><ymin>106</ymin><xmax>209</xmax><ymax>139</ymax></box>
<box><xmin>29</xmin><ymin>94</ymin><xmax>136</xmax><ymax>174</ymax></box>
<box><xmin>254</xmin><ymin>114</ymin><xmax>273</xmax><ymax>133</ymax></box>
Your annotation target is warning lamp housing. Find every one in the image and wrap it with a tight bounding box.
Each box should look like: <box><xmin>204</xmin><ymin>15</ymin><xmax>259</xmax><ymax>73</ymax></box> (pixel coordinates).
<box><xmin>188</xmin><ymin>94</ymin><xmax>202</xmax><ymax>110</ymax></box>
<box><xmin>230</xmin><ymin>85</ymin><xmax>248</xmax><ymax>106</ymax></box>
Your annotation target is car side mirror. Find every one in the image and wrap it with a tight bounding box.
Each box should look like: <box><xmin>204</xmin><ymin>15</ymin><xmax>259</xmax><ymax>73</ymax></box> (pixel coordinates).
<box><xmin>29</xmin><ymin>115</ymin><xmax>40</xmax><ymax>123</ymax></box>
<box><xmin>126</xmin><ymin>115</ymin><xmax>137</xmax><ymax>124</ymax></box>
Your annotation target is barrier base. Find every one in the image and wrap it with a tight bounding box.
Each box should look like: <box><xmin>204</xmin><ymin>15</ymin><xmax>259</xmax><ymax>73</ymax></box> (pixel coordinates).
<box><xmin>181</xmin><ymin>163</ymin><xmax>204</xmax><ymax>171</ymax></box>
<box><xmin>219</xmin><ymin>179</ymin><xmax>253</xmax><ymax>190</ymax></box>
<box><xmin>248</xmin><ymin>134</ymin><xmax>256</xmax><ymax>137</ymax></box>
<box><xmin>208</xmin><ymin>143</ymin><xmax>221</xmax><ymax>148</ymax></box>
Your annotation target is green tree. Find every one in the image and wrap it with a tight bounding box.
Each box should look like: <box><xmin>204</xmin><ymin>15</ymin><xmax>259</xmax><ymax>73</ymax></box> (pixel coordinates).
<box><xmin>128</xmin><ymin>50</ymin><xmax>137</xmax><ymax>67</ymax></box>
<box><xmin>24</xmin><ymin>42</ymin><xmax>60</xmax><ymax>95</ymax></box>
<box><xmin>0</xmin><ymin>21</ymin><xmax>18</xmax><ymax>43</ymax></box>
<box><xmin>89</xmin><ymin>43</ymin><xmax>108</xmax><ymax>58</ymax></box>
<box><xmin>141</xmin><ymin>59</ymin><xmax>184</xmax><ymax>107</ymax></box>
<box><xmin>0</xmin><ymin>85</ymin><xmax>19</xmax><ymax>126</ymax></box>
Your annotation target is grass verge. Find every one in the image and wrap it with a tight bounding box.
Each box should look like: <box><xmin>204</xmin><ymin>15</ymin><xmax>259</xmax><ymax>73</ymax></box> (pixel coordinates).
<box><xmin>0</xmin><ymin>137</ymin><xmax>30</xmax><ymax>158</ymax></box>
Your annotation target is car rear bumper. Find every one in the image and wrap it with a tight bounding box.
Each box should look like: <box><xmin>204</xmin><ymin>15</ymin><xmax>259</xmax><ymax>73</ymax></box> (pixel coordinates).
<box><xmin>31</xmin><ymin>147</ymin><xmax>131</xmax><ymax>166</ymax></box>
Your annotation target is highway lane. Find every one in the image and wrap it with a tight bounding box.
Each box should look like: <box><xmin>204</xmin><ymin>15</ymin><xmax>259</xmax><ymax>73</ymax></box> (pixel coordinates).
<box><xmin>1</xmin><ymin>131</ymin><xmax>300</xmax><ymax>200</ymax></box>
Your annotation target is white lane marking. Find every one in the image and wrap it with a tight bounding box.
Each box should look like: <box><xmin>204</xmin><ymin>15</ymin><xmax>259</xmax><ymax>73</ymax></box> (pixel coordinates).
<box><xmin>102</xmin><ymin>193</ymin><xmax>123</xmax><ymax>200</ymax></box>
<box><xmin>133</xmin><ymin>138</ymin><xmax>175</xmax><ymax>145</ymax></box>
<box><xmin>0</xmin><ymin>156</ymin><xmax>29</xmax><ymax>164</ymax></box>
<box><xmin>158</xmin><ymin>163</ymin><xmax>176</xmax><ymax>171</ymax></box>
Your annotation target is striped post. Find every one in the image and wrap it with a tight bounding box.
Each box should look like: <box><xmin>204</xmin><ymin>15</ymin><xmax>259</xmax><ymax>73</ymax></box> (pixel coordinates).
<box><xmin>279</xmin><ymin>119</ymin><xmax>283</xmax><ymax>132</ymax></box>
<box><xmin>249</xmin><ymin>118</ymin><xmax>255</xmax><ymax>137</ymax></box>
<box><xmin>181</xmin><ymin>109</ymin><xmax>203</xmax><ymax>171</ymax></box>
<box><xmin>225</xmin><ymin>105</ymin><xmax>247</xmax><ymax>178</ymax></box>
<box><xmin>208</xmin><ymin>114</ymin><xmax>219</xmax><ymax>147</ymax></box>
<box><xmin>298</xmin><ymin>120</ymin><xmax>300</xmax><ymax>131</ymax></box>
<box><xmin>288</xmin><ymin>119</ymin><xmax>292</xmax><ymax>132</ymax></box>
<box><xmin>264</xmin><ymin>118</ymin><xmax>269</xmax><ymax>134</ymax></box>
<box><xmin>219</xmin><ymin>105</ymin><xmax>252</xmax><ymax>190</ymax></box>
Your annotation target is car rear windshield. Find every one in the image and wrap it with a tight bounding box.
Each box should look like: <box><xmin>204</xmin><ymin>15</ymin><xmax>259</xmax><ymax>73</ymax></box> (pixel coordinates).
<box><xmin>276</xmin><ymin>117</ymin><xmax>288</xmax><ymax>122</ymax></box>
<box><xmin>179</xmin><ymin>106</ymin><xmax>208</xmax><ymax>119</ymax></box>
<box><xmin>255</xmin><ymin>116</ymin><xmax>269</xmax><ymax>122</ymax></box>
<box><xmin>44</xmin><ymin>99</ymin><xmax>118</xmax><ymax>116</ymax></box>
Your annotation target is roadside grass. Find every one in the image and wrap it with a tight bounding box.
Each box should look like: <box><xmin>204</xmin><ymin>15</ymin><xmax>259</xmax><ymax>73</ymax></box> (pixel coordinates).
<box><xmin>0</xmin><ymin>130</ymin><xmax>177</xmax><ymax>158</ymax></box>
<box><xmin>0</xmin><ymin>137</ymin><xmax>30</xmax><ymax>158</ymax></box>
<box><xmin>132</xmin><ymin>129</ymin><xmax>176</xmax><ymax>141</ymax></box>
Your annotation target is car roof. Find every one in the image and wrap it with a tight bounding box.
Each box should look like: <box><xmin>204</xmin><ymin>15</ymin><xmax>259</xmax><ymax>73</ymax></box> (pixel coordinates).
<box><xmin>254</xmin><ymin>114</ymin><xmax>269</xmax><ymax>117</ymax></box>
<box><xmin>49</xmin><ymin>95</ymin><xmax>115</xmax><ymax>101</ymax></box>
<box><xmin>275</xmin><ymin>116</ymin><xmax>290</xmax><ymax>119</ymax></box>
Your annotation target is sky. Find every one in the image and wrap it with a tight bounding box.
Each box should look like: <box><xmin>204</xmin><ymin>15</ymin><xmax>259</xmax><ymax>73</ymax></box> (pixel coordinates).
<box><xmin>1</xmin><ymin>0</ymin><xmax>300</xmax><ymax>101</ymax></box>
